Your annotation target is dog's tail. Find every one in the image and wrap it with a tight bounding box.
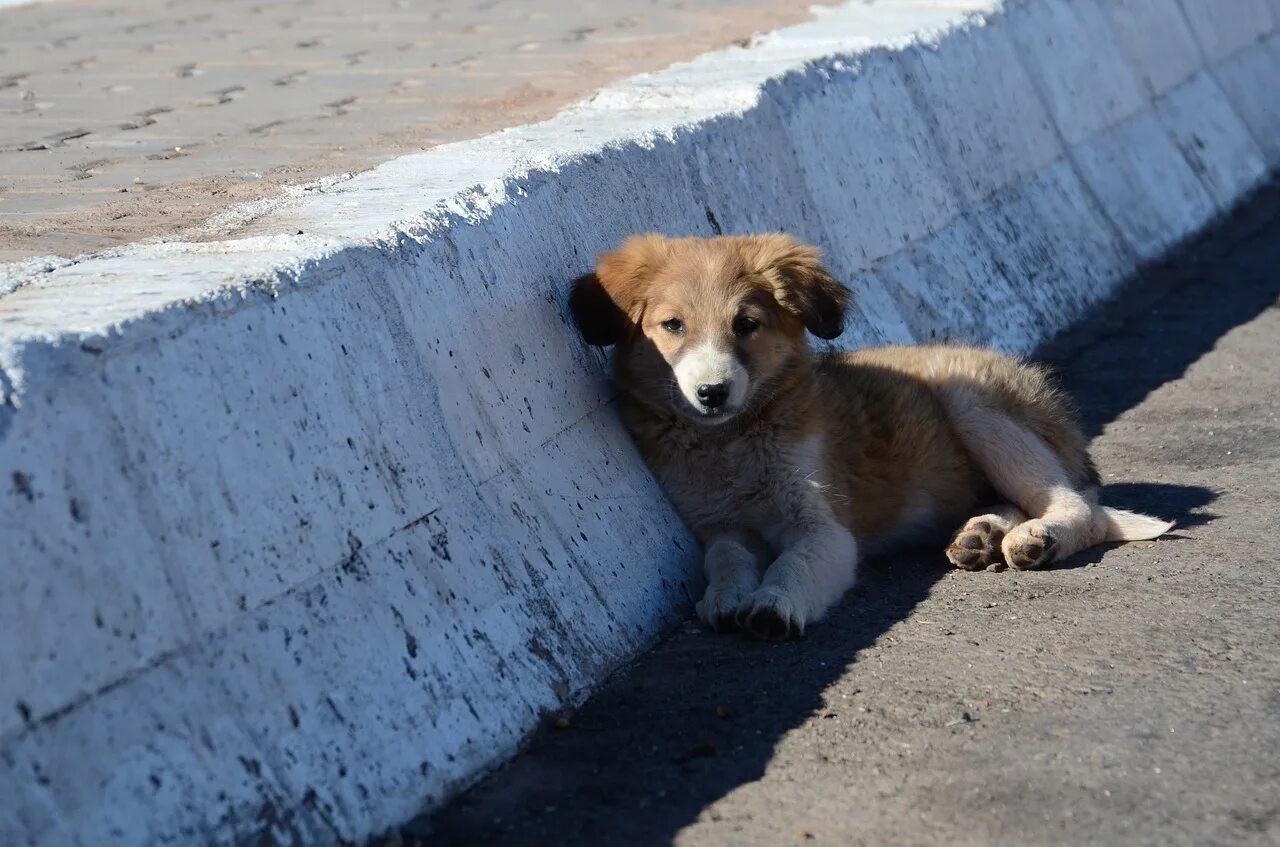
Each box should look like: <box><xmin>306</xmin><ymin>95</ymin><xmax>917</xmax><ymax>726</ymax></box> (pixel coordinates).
<box><xmin>1101</xmin><ymin>507</ymin><xmax>1174</xmax><ymax>542</ymax></box>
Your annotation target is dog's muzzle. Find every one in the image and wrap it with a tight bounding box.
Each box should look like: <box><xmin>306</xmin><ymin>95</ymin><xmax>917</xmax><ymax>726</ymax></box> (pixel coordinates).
<box><xmin>674</xmin><ymin>344</ymin><xmax>748</xmax><ymax>418</ymax></box>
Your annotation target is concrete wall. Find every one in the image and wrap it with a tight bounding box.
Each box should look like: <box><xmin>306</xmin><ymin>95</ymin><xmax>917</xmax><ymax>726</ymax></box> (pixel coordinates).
<box><xmin>2</xmin><ymin>1</ymin><xmax>1278</xmax><ymax>844</ymax></box>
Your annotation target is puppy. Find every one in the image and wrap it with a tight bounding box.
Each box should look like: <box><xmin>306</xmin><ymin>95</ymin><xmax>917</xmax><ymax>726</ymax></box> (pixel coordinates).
<box><xmin>570</xmin><ymin>233</ymin><xmax>1172</xmax><ymax>640</ymax></box>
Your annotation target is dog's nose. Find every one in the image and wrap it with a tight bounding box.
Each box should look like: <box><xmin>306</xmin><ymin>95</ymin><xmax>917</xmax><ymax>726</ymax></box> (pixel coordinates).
<box><xmin>696</xmin><ymin>382</ymin><xmax>730</xmax><ymax>409</ymax></box>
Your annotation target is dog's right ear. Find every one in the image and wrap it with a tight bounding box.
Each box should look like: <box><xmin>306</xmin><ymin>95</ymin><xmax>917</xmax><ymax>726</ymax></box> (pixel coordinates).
<box><xmin>569</xmin><ymin>272</ymin><xmax>626</xmax><ymax>347</ymax></box>
<box><xmin>569</xmin><ymin>234</ymin><xmax>670</xmax><ymax>347</ymax></box>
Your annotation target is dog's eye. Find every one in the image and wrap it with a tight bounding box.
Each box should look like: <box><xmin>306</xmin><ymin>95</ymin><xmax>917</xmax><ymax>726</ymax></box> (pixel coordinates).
<box><xmin>733</xmin><ymin>316</ymin><xmax>760</xmax><ymax>337</ymax></box>
<box><xmin>661</xmin><ymin>318</ymin><xmax>685</xmax><ymax>334</ymax></box>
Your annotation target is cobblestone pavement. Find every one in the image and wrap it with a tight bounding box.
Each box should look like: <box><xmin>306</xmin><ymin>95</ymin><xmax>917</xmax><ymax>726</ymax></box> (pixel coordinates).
<box><xmin>0</xmin><ymin>0</ymin><xmax>832</xmax><ymax>260</ymax></box>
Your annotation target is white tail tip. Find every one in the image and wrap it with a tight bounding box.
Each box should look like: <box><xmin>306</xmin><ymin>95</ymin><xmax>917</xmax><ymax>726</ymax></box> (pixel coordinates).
<box><xmin>1103</xmin><ymin>507</ymin><xmax>1175</xmax><ymax>542</ymax></box>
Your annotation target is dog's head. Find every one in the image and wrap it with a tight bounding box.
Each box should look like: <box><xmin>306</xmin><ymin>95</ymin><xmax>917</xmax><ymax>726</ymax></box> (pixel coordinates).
<box><xmin>570</xmin><ymin>233</ymin><xmax>848</xmax><ymax>424</ymax></box>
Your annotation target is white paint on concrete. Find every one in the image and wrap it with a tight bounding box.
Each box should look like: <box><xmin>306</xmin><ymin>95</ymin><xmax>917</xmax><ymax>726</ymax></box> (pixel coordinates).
<box><xmin>1</xmin><ymin>1</ymin><xmax>1278</xmax><ymax>845</ymax></box>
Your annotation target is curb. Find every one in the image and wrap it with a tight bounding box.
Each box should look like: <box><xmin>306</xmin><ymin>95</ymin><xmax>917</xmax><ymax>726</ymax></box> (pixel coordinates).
<box><xmin>2</xmin><ymin>1</ymin><xmax>1278</xmax><ymax>844</ymax></box>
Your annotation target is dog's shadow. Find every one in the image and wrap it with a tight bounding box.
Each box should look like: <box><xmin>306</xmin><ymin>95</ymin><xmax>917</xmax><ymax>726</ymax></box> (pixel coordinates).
<box><xmin>413</xmin><ymin>185</ymin><xmax>1277</xmax><ymax>846</ymax></box>
<box><xmin>421</xmin><ymin>484</ymin><xmax>1217</xmax><ymax>846</ymax></box>
<box><xmin>421</xmin><ymin>541</ymin><xmax>951</xmax><ymax>846</ymax></box>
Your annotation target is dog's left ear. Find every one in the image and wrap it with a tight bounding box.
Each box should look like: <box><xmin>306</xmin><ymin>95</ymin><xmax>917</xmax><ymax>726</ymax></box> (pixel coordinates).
<box><xmin>748</xmin><ymin>235</ymin><xmax>849</xmax><ymax>340</ymax></box>
<box><xmin>569</xmin><ymin>234</ymin><xmax>671</xmax><ymax>346</ymax></box>
<box><xmin>569</xmin><ymin>272</ymin><xmax>627</xmax><ymax>347</ymax></box>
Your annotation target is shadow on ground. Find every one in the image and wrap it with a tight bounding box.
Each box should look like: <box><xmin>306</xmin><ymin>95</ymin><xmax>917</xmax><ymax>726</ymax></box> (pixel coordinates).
<box><xmin>396</xmin><ymin>179</ymin><xmax>1279</xmax><ymax>846</ymax></box>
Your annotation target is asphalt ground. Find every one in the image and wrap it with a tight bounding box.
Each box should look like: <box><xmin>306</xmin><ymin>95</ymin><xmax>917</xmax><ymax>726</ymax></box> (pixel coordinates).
<box><xmin>402</xmin><ymin>177</ymin><xmax>1280</xmax><ymax>847</ymax></box>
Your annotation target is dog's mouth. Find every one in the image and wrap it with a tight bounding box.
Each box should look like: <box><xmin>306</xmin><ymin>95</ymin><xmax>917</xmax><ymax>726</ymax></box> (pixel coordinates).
<box><xmin>669</xmin><ymin>388</ymin><xmax>747</xmax><ymax>425</ymax></box>
<box><xmin>684</xmin><ymin>405</ymin><xmax>741</xmax><ymax>424</ymax></box>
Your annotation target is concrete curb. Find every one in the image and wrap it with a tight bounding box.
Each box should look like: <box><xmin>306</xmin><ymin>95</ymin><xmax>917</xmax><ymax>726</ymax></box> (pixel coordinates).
<box><xmin>2</xmin><ymin>1</ymin><xmax>1278</xmax><ymax>844</ymax></box>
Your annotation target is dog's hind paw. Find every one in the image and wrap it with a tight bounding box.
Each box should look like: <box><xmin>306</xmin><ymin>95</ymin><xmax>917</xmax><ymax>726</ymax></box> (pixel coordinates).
<box><xmin>1002</xmin><ymin>520</ymin><xmax>1059</xmax><ymax>570</ymax></box>
<box><xmin>946</xmin><ymin>517</ymin><xmax>1007</xmax><ymax>571</ymax></box>
<box><xmin>735</xmin><ymin>587</ymin><xmax>806</xmax><ymax>641</ymax></box>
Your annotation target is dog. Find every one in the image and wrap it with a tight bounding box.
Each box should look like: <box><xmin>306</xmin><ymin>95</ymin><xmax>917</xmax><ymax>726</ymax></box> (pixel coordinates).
<box><xmin>569</xmin><ymin>233</ymin><xmax>1172</xmax><ymax>640</ymax></box>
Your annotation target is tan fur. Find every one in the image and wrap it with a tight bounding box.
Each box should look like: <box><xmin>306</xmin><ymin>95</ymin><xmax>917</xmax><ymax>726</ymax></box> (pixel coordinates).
<box><xmin>570</xmin><ymin>234</ymin><xmax>1172</xmax><ymax>640</ymax></box>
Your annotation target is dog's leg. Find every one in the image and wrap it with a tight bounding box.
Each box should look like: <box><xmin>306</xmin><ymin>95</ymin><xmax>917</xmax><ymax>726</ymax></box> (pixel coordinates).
<box><xmin>946</xmin><ymin>504</ymin><xmax>1029</xmax><ymax>571</ymax></box>
<box><xmin>696</xmin><ymin>530</ymin><xmax>766</xmax><ymax>632</ymax></box>
<box><xmin>939</xmin><ymin>387</ymin><xmax>1095</xmax><ymax>569</ymax></box>
<box><xmin>736</xmin><ymin>520</ymin><xmax>858</xmax><ymax>640</ymax></box>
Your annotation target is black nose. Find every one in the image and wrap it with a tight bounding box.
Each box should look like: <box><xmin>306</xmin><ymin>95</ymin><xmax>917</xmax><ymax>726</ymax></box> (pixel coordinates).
<box><xmin>696</xmin><ymin>382</ymin><xmax>730</xmax><ymax>409</ymax></box>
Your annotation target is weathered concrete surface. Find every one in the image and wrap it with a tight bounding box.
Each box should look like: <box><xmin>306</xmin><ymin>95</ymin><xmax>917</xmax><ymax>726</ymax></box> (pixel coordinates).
<box><xmin>1</xmin><ymin>1</ymin><xmax>1279</xmax><ymax>845</ymax></box>
<box><xmin>418</xmin><ymin>177</ymin><xmax>1280</xmax><ymax>847</ymax></box>
<box><xmin>0</xmin><ymin>0</ymin><xmax>839</xmax><ymax>260</ymax></box>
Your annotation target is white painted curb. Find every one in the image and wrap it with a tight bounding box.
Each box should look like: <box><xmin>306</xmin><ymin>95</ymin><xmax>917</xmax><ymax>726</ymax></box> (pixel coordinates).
<box><xmin>2</xmin><ymin>1</ymin><xmax>1278</xmax><ymax>844</ymax></box>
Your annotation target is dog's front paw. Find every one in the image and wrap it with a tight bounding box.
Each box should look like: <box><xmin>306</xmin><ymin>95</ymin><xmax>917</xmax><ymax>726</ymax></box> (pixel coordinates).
<box><xmin>735</xmin><ymin>586</ymin><xmax>806</xmax><ymax>641</ymax></box>
<box><xmin>696</xmin><ymin>582</ymin><xmax>757</xmax><ymax>633</ymax></box>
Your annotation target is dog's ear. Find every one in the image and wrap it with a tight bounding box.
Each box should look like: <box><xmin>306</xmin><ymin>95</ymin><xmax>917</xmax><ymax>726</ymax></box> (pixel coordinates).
<box><xmin>569</xmin><ymin>272</ymin><xmax>626</xmax><ymax>347</ymax></box>
<box><xmin>747</xmin><ymin>235</ymin><xmax>849</xmax><ymax>340</ymax></box>
<box><xmin>569</xmin><ymin>234</ymin><xmax>670</xmax><ymax>346</ymax></box>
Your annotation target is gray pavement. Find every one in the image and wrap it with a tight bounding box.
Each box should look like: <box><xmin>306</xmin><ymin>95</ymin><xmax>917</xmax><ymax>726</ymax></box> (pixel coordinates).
<box><xmin>403</xmin><ymin>179</ymin><xmax>1280</xmax><ymax>846</ymax></box>
<box><xmin>0</xmin><ymin>0</ymin><xmax>830</xmax><ymax>261</ymax></box>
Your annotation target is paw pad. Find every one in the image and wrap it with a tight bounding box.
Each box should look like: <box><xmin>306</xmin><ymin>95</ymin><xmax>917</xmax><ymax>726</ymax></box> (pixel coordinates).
<box><xmin>947</xmin><ymin>521</ymin><xmax>1006</xmax><ymax>571</ymax></box>
<box><xmin>1005</xmin><ymin>527</ymin><xmax>1058</xmax><ymax>570</ymax></box>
